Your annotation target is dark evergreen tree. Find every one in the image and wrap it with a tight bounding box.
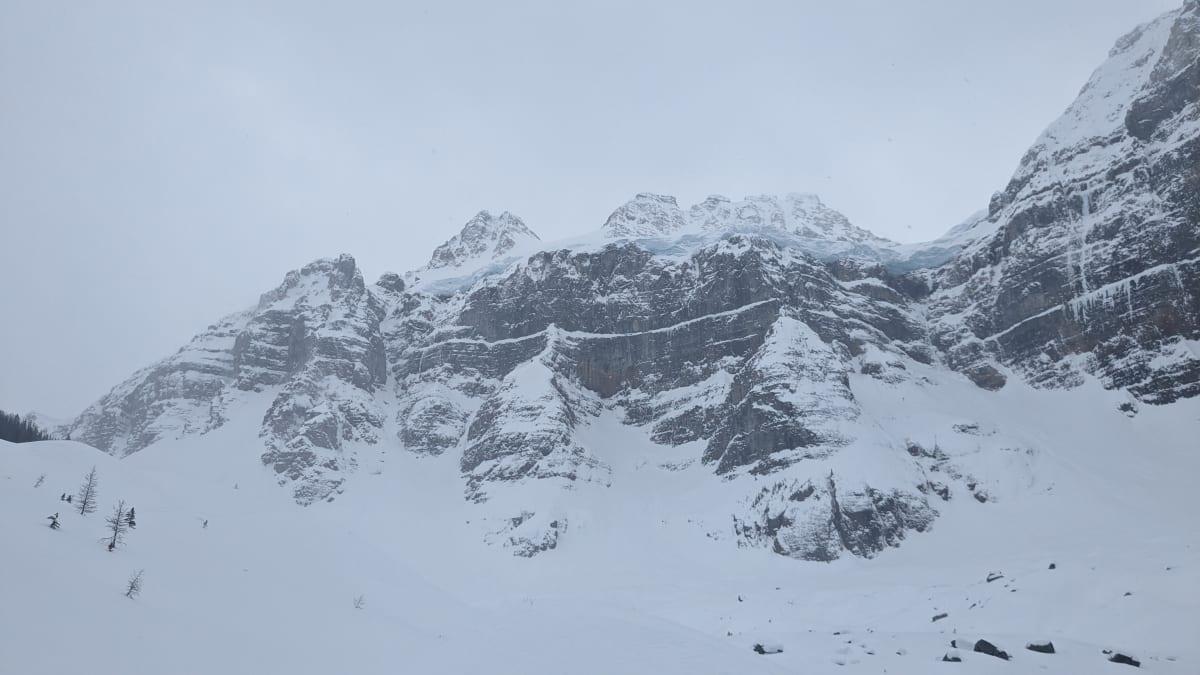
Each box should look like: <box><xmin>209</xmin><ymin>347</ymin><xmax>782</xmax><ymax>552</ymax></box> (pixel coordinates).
<box><xmin>0</xmin><ymin>410</ymin><xmax>52</xmax><ymax>443</ymax></box>
<box><xmin>47</xmin><ymin>512</ymin><xmax>60</xmax><ymax>530</ymax></box>
<box><xmin>125</xmin><ymin>507</ymin><xmax>136</xmax><ymax>529</ymax></box>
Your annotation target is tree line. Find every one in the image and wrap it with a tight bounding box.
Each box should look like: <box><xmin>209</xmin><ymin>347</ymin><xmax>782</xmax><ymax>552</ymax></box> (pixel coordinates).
<box><xmin>0</xmin><ymin>410</ymin><xmax>53</xmax><ymax>443</ymax></box>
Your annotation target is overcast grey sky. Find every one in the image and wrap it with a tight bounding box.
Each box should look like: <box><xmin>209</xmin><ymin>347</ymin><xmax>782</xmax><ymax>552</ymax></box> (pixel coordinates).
<box><xmin>0</xmin><ymin>0</ymin><xmax>1181</xmax><ymax>418</ymax></box>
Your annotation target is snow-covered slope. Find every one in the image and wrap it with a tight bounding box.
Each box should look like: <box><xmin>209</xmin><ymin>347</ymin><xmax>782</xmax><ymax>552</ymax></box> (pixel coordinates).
<box><xmin>5</xmin><ymin>381</ymin><xmax>1197</xmax><ymax>674</ymax></box>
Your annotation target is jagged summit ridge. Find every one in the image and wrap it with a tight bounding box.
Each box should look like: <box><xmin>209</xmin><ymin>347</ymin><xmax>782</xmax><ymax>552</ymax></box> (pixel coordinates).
<box><xmin>602</xmin><ymin>193</ymin><xmax>688</xmax><ymax>237</ymax></box>
<box><xmin>425</xmin><ymin>210</ymin><xmax>540</xmax><ymax>271</ymax></box>
<box><xmin>601</xmin><ymin>192</ymin><xmax>902</xmax><ymax>262</ymax></box>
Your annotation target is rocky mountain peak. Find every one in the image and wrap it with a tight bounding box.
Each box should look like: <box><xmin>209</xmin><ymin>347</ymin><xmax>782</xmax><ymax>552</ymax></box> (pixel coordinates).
<box><xmin>705</xmin><ymin>193</ymin><xmax>894</xmax><ymax>247</ymax></box>
<box><xmin>425</xmin><ymin>210</ymin><xmax>540</xmax><ymax>271</ymax></box>
<box><xmin>602</xmin><ymin>193</ymin><xmax>687</xmax><ymax>237</ymax></box>
<box><xmin>604</xmin><ymin>191</ymin><xmax>900</xmax><ymax>263</ymax></box>
<box><xmin>256</xmin><ymin>253</ymin><xmax>365</xmax><ymax>310</ymax></box>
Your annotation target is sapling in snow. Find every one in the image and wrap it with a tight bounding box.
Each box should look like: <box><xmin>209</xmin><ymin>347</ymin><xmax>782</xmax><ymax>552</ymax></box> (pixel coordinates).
<box><xmin>75</xmin><ymin>467</ymin><xmax>98</xmax><ymax>516</ymax></box>
<box><xmin>105</xmin><ymin>500</ymin><xmax>130</xmax><ymax>551</ymax></box>
<box><xmin>124</xmin><ymin>570</ymin><xmax>144</xmax><ymax>599</ymax></box>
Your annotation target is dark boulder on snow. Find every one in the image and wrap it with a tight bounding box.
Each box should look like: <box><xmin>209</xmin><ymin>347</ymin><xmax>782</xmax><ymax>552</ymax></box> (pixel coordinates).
<box><xmin>752</xmin><ymin>643</ymin><xmax>783</xmax><ymax>655</ymax></box>
<box><xmin>1026</xmin><ymin>641</ymin><xmax>1056</xmax><ymax>654</ymax></box>
<box><xmin>973</xmin><ymin>639</ymin><xmax>1011</xmax><ymax>660</ymax></box>
<box><xmin>931</xmin><ymin>612</ymin><xmax>948</xmax><ymax>622</ymax></box>
<box><xmin>1108</xmin><ymin>653</ymin><xmax>1141</xmax><ymax>667</ymax></box>
<box><xmin>942</xmin><ymin>650</ymin><xmax>963</xmax><ymax>662</ymax></box>
<box><xmin>985</xmin><ymin>571</ymin><xmax>1004</xmax><ymax>582</ymax></box>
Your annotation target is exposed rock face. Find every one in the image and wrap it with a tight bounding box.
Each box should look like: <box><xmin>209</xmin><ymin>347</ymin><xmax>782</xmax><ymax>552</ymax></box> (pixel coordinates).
<box><xmin>254</xmin><ymin>256</ymin><xmax>388</xmax><ymax>504</ymax></box>
<box><xmin>460</xmin><ymin>337</ymin><xmax>609</xmax><ymax>503</ymax></box>
<box><xmin>387</xmin><ymin>234</ymin><xmax>937</xmax><ymax>558</ymax></box>
<box><xmin>603</xmin><ymin>193</ymin><xmax>687</xmax><ymax>238</ymax></box>
<box><xmin>733</xmin><ymin>477</ymin><xmax>936</xmax><ymax>561</ymax></box>
<box><xmin>68</xmin><ymin>4</ymin><xmax>1199</xmax><ymax>559</ymax></box>
<box><xmin>72</xmin><ymin>311</ymin><xmax>249</xmax><ymax>457</ymax></box>
<box><xmin>485</xmin><ymin>511</ymin><xmax>567</xmax><ymax>557</ymax></box>
<box><xmin>72</xmin><ymin>254</ymin><xmax>388</xmax><ymax>504</ymax></box>
<box><xmin>701</xmin><ymin>317</ymin><xmax>857</xmax><ymax>475</ymax></box>
<box><xmin>927</xmin><ymin>2</ymin><xmax>1200</xmax><ymax>403</ymax></box>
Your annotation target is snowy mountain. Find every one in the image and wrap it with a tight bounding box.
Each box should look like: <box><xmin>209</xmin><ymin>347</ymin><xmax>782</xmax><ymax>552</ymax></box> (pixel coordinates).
<box><xmin>602</xmin><ymin>192</ymin><xmax>907</xmax><ymax>263</ymax></box>
<box><xmin>62</xmin><ymin>2</ymin><xmax>1200</xmax><ymax>556</ymax></box>
<box><xmin>926</xmin><ymin>0</ymin><xmax>1200</xmax><ymax>402</ymax></box>
<box><xmin>424</xmin><ymin>210</ymin><xmax>540</xmax><ymax>271</ymax></box>
<box><xmin>5</xmin><ymin>4</ymin><xmax>1199</xmax><ymax>673</ymax></box>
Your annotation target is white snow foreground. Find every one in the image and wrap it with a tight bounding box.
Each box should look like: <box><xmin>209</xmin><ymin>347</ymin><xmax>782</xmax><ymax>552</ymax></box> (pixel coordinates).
<box><xmin>2</xmin><ymin>378</ymin><xmax>1198</xmax><ymax>675</ymax></box>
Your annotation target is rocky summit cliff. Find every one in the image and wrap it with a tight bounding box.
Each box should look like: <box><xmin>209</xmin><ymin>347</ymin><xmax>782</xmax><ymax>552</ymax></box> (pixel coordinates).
<box><xmin>67</xmin><ymin>3</ymin><xmax>1198</xmax><ymax>561</ymax></box>
<box><xmin>927</xmin><ymin>1</ymin><xmax>1200</xmax><ymax>402</ymax></box>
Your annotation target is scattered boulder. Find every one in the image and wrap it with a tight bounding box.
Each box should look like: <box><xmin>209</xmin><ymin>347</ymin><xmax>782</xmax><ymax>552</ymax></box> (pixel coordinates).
<box><xmin>931</xmin><ymin>612</ymin><xmax>949</xmax><ymax>622</ymax></box>
<box><xmin>1048</xmin><ymin>562</ymin><xmax>1056</xmax><ymax>570</ymax></box>
<box><xmin>942</xmin><ymin>650</ymin><xmax>963</xmax><ymax>662</ymax></box>
<box><xmin>973</xmin><ymin>639</ymin><xmax>1011</xmax><ymax>660</ymax></box>
<box><xmin>1108</xmin><ymin>653</ymin><xmax>1140</xmax><ymax>667</ymax></box>
<box><xmin>752</xmin><ymin>643</ymin><xmax>783</xmax><ymax>655</ymax></box>
<box><xmin>1026</xmin><ymin>641</ymin><xmax>1055</xmax><ymax>654</ymax></box>
<box><xmin>986</xmin><ymin>571</ymin><xmax>1004</xmax><ymax>583</ymax></box>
